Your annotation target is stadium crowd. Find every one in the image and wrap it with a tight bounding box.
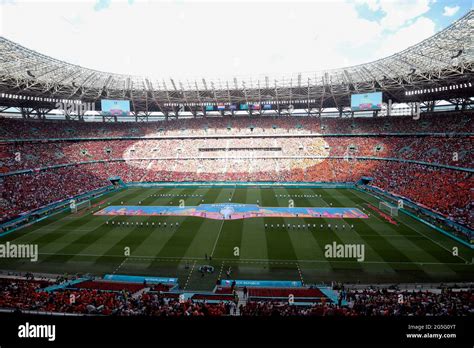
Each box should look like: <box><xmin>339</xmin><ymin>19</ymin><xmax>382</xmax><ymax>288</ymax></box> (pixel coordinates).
<box><xmin>0</xmin><ymin>112</ymin><xmax>472</xmax><ymax>228</ymax></box>
<box><xmin>2</xmin><ymin>159</ymin><xmax>470</xmax><ymax>228</ymax></box>
<box><xmin>0</xmin><ymin>277</ymin><xmax>471</xmax><ymax>317</ymax></box>
<box><xmin>2</xmin><ymin>133</ymin><xmax>471</xmax><ymax>172</ymax></box>
<box><xmin>241</xmin><ymin>288</ymin><xmax>473</xmax><ymax>316</ymax></box>
<box><xmin>1</xmin><ymin>111</ymin><xmax>471</xmax><ymax>139</ymax></box>
<box><xmin>0</xmin><ymin>277</ymin><xmax>230</xmax><ymax>316</ymax></box>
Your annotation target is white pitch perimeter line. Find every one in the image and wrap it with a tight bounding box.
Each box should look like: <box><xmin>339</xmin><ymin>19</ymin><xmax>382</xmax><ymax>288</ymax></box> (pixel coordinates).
<box><xmin>112</xmin><ymin>257</ymin><xmax>128</xmax><ymax>275</ymax></box>
<box><xmin>36</xmin><ymin>252</ymin><xmax>471</xmax><ymax>265</ymax></box>
<box><xmin>29</xmin><ymin>229</ymin><xmax>426</xmax><ymax>238</ymax></box>
<box><xmin>217</xmin><ymin>261</ymin><xmax>225</xmax><ymax>281</ymax></box>
<box><xmin>352</xmin><ymin>190</ymin><xmax>471</xmax><ymax>264</ymax></box>
<box><xmin>183</xmin><ymin>260</ymin><xmax>196</xmax><ymax>290</ymax></box>
<box><xmin>396</xmin><ymin>213</ymin><xmax>471</xmax><ymax>263</ymax></box>
<box><xmin>296</xmin><ymin>263</ymin><xmax>305</xmax><ymax>286</ymax></box>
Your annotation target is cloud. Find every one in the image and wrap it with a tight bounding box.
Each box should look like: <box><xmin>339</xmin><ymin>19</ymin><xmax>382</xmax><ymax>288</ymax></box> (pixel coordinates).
<box><xmin>378</xmin><ymin>0</ymin><xmax>432</xmax><ymax>30</ymax></box>
<box><xmin>94</xmin><ymin>0</ymin><xmax>111</xmax><ymax>12</ymax></box>
<box><xmin>354</xmin><ymin>0</ymin><xmax>381</xmax><ymax>12</ymax></box>
<box><xmin>354</xmin><ymin>0</ymin><xmax>434</xmax><ymax>31</ymax></box>
<box><xmin>0</xmin><ymin>0</ymin><xmax>441</xmax><ymax>80</ymax></box>
<box><xmin>443</xmin><ymin>5</ymin><xmax>460</xmax><ymax>17</ymax></box>
<box><xmin>376</xmin><ymin>16</ymin><xmax>436</xmax><ymax>58</ymax></box>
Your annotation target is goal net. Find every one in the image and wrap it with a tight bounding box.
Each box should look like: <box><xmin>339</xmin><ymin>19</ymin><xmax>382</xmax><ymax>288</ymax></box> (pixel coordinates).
<box><xmin>379</xmin><ymin>201</ymin><xmax>398</xmax><ymax>217</ymax></box>
<box><xmin>70</xmin><ymin>199</ymin><xmax>91</xmax><ymax>213</ymax></box>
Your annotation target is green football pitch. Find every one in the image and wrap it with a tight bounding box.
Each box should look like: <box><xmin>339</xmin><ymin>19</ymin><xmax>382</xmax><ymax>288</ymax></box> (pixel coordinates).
<box><xmin>1</xmin><ymin>187</ymin><xmax>472</xmax><ymax>290</ymax></box>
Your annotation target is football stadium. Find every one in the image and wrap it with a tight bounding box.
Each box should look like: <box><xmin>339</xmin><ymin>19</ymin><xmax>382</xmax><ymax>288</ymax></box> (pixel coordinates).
<box><xmin>0</xmin><ymin>1</ymin><xmax>472</xmax><ymax>345</ymax></box>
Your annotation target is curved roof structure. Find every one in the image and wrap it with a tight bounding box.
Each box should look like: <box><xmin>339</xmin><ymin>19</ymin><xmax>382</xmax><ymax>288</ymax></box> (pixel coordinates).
<box><xmin>0</xmin><ymin>10</ymin><xmax>473</xmax><ymax>114</ymax></box>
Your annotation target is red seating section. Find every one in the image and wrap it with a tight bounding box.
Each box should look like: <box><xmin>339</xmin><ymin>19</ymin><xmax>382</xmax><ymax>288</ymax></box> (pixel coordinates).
<box><xmin>71</xmin><ymin>280</ymin><xmax>145</xmax><ymax>292</ymax></box>
<box><xmin>191</xmin><ymin>294</ymin><xmax>234</xmax><ymax>301</ymax></box>
<box><xmin>248</xmin><ymin>287</ymin><xmax>325</xmax><ymax>299</ymax></box>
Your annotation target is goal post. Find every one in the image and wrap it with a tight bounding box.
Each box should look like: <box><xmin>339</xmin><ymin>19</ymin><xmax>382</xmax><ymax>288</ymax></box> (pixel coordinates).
<box><xmin>379</xmin><ymin>201</ymin><xmax>398</xmax><ymax>217</ymax></box>
<box><xmin>70</xmin><ymin>199</ymin><xmax>91</xmax><ymax>213</ymax></box>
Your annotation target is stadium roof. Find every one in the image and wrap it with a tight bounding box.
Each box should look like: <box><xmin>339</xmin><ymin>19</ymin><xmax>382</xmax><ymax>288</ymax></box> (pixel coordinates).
<box><xmin>0</xmin><ymin>10</ymin><xmax>473</xmax><ymax>114</ymax></box>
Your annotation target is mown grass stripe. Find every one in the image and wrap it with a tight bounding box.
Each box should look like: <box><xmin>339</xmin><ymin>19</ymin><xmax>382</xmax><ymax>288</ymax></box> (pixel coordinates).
<box><xmin>302</xmin><ymin>188</ymin><xmax>366</xmax><ymax>276</ymax></box>
<box><xmin>261</xmin><ymin>188</ymin><xmax>298</xmax><ymax>272</ymax></box>
<box><xmin>38</xmin><ymin>188</ymin><xmax>153</xmax><ymax>265</ymax></box>
<box><xmin>91</xmin><ymin>187</ymin><xmax>178</xmax><ymax>266</ymax></box>
<box><xmin>210</xmin><ymin>188</ymin><xmax>245</xmax><ymax>259</ymax></box>
<box><xmin>238</xmin><ymin>188</ymin><xmax>269</xmax><ymax>261</ymax></box>
<box><xmin>344</xmin><ymin>189</ymin><xmax>468</xmax><ymax>280</ymax></box>
<box><xmin>146</xmin><ymin>188</ymin><xmax>224</xmax><ymax>270</ymax></box>
<box><xmin>334</xmin><ymin>188</ymin><xmax>448</xmax><ymax>281</ymax></box>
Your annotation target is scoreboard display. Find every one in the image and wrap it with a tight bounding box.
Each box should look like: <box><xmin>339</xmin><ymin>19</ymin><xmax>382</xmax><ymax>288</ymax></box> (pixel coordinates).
<box><xmin>101</xmin><ymin>99</ymin><xmax>130</xmax><ymax>116</ymax></box>
<box><xmin>351</xmin><ymin>92</ymin><xmax>382</xmax><ymax>111</ymax></box>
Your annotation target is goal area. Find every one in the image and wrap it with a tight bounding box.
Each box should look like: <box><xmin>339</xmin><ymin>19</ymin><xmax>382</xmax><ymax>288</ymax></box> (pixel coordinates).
<box><xmin>70</xmin><ymin>200</ymin><xmax>91</xmax><ymax>213</ymax></box>
<box><xmin>379</xmin><ymin>201</ymin><xmax>399</xmax><ymax>217</ymax></box>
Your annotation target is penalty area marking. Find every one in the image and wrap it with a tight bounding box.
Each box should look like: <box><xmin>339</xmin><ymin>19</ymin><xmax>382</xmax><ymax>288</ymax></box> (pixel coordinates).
<box><xmin>390</xmin><ymin>208</ymin><xmax>472</xmax><ymax>263</ymax></box>
<box><xmin>351</xmin><ymin>190</ymin><xmax>471</xmax><ymax>263</ymax></box>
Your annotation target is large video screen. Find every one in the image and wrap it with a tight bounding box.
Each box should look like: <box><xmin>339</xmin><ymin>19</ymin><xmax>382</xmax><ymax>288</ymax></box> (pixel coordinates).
<box><xmin>351</xmin><ymin>92</ymin><xmax>382</xmax><ymax>111</ymax></box>
<box><xmin>101</xmin><ymin>99</ymin><xmax>130</xmax><ymax>116</ymax></box>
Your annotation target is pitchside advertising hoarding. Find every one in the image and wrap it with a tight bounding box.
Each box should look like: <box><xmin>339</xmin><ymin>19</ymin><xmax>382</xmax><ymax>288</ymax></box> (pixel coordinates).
<box><xmin>351</xmin><ymin>92</ymin><xmax>382</xmax><ymax>111</ymax></box>
<box><xmin>101</xmin><ymin>99</ymin><xmax>131</xmax><ymax>116</ymax></box>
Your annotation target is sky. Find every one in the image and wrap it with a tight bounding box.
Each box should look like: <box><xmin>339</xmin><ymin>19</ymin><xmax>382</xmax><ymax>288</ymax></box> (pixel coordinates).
<box><xmin>0</xmin><ymin>0</ymin><xmax>471</xmax><ymax>81</ymax></box>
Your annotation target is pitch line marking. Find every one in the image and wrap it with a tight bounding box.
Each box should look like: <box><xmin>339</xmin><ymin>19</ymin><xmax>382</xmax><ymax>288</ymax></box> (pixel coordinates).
<box><xmin>396</xmin><ymin>216</ymin><xmax>471</xmax><ymax>263</ymax></box>
<box><xmin>351</xmin><ymin>190</ymin><xmax>471</xmax><ymax>263</ymax></box>
<box><xmin>183</xmin><ymin>260</ymin><xmax>196</xmax><ymax>290</ymax></box>
<box><xmin>368</xmin><ymin>196</ymin><xmax>474</xmax><ymax>263</ymax></box>
<box><xmin>351</xmin><ymin>193</ymin><xmax>447</xmax><ymax>258</ymax></box>
<box><xmin>35</xmin><ymin>252</ymin><xmax>472</xmax><ymax>266</ymax></box>
<box><xmin>296</xmin><ymin>262</ymin><xmax>305</xmax><ymax>285</ymax></box>
<box><xmin>217</xmin><ymin>261</ymin><xmax>225</xmax><ymax>281</ymax></box>
<box><xmin>112</xmin><ymin>257</ymin><xmax>128</xmax><ymax>275</ymax></box>
<box><xmin>27</xmin><ymin>225</ymin><xmax>428</xmax><ymax>239</ymax></box>
<box><xmin>210</xmin><ymin>220</ymin><xmax>225</xmax><ymax>258</ymax></box>
<box><xmin>210</xmin><ymin>188</ymin><xmax>235</xmax><ymax>257</ymax></box>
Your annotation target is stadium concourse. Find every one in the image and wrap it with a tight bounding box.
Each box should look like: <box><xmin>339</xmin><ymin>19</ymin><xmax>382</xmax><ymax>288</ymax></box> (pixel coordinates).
<box><xmin>1</xmin><ymin>111</ymin><xmax>472</xmax><ymax>229</ymax></box>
